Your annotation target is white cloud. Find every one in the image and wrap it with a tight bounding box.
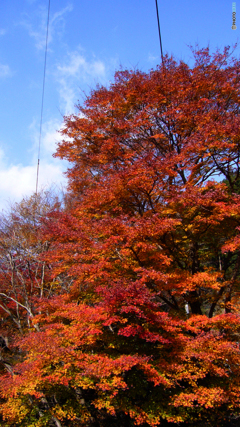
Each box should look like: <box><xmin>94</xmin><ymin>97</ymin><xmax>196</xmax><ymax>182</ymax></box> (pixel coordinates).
<box><xmin>0</xmin><ymin>159</ymin><xmax>67</xmax><ymax>210</ymax></box>
<box><xmin>148</xmin><ymin>53</ymin><xmax>159</xmax><ymax>62</ymax></box>
<box><xmin>0</xmin><ymin>119</ymin><xmax>68</xmax><ymax>212</ymax></box>
<box><xmin>0</xmin><ymin>64</ymin><xmax>12</xmax><ymax>78</ymax></box>
<box><xmin>29</xmin><ymin>117</ymin><xmax>63</xmax><ymax>157</ymax></box>
<box><xmin>57</xmin><ymin>51</ymin><xmax>106</xmax><ymax>79</ymax></box>
<box><xmin>57</xmin><ymin>78</ymin><xmax>76</xmax><ymax>114</ymax></box>
<box><xmin>0</xmin><ymin>161</ymin><xmax>66</xmax><ymax>212</ymax></box>
<box><xmin>0</xmin><ymin>49</ymin><xmax>108</xmax><ymax>210</ymax></box>
<box><xmin>56</xmin><ymin>50</ymin><xmax>107</xmax><ymax>114</ymax></box>
<box><xmin>51</xmin><ymin>5</ymin><xmax>73</xmax><ymax>28</ymax></box>
<box><xmin>21</xmin><ymin>4</ymin><xmax>73</xmax><ymax>50</ymax></box>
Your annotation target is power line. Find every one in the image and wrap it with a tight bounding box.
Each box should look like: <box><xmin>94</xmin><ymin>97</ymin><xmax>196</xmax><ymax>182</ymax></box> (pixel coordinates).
<box><xmin>155</xmin><ymin>0</ymin><xmax>164</xmax><ymax>67</ymax></box>
<box><xmin>36</xmin><ymin>0</ymin><xmax>51</xmax><ymax>195</ymax></box>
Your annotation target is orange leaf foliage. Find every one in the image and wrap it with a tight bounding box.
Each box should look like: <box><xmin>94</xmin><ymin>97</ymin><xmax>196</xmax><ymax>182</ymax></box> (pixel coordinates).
<box><xmin>1</xmin><ymin>47</ymin><xmax>240</xmax><ymax>426</ymax></box>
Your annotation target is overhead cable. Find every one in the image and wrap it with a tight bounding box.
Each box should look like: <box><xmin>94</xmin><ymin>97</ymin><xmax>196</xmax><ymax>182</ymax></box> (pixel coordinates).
<box><xmin>36</xmin><ymin>0</ymin><xmax>51</xmax><ymax>195</ymax></box>
<box><xmin>155</xmin><ymin>0</ymin><xmax>164</xmax><ymax>67</ymax></box>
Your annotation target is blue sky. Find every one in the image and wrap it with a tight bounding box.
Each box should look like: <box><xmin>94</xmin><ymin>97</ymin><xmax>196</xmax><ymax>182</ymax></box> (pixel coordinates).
<box><xmin>0</xmin><ymin>0</ymin><xmax>238</xmax><ymax>210</ymax></box>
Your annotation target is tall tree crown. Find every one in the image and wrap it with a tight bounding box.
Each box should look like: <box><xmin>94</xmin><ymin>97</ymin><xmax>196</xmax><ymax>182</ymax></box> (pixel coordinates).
<box><xmin>1</xmin><ymin>47</ymin><xmax>240</xmax><ymax>427</ymax></box>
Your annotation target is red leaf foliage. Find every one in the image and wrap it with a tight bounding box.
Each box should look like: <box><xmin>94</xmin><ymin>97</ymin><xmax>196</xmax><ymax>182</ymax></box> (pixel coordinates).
<box><xmin>1</xmin><ymin>47</ymin><xmax>240</xmax><ymax>426</ymax></box>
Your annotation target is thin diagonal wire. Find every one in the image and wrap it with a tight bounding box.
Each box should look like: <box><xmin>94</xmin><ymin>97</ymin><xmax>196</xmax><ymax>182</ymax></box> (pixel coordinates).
<box><xmin>155</xmin><ymin>0</ymin><xmax>164</xmax><ymax>67</ymax></box>
<box><xmin>36</xmin><ymin>0</ymin><xmax>51</xmax><ymax>195</ymax></box>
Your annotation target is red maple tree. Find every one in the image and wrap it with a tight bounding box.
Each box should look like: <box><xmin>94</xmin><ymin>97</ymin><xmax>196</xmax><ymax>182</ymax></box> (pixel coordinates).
<box><xmin>1</xmin><ymin>47</ymin><xmax>240</xmax><ymax>427</ymax></box>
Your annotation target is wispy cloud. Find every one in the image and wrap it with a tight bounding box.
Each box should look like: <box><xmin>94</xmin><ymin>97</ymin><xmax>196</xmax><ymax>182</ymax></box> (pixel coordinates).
<box><xmin>0</xmin><ymin>64</ymin><xmax>12</xmax><ymax>78</ymax></box>
<box><xmin>0</xmin><ymin>46</ymin><xmax>107</xmax><ymax>209</ymax></box>
<box><xmin>56</xmin><ymin>50</ymin><xmax>107</xmax><ymax>114</ymax></box>
<box><xmin>57</xmin><ymin>52</ymin><xmax>106</xmax><ymax>78</ymax></box>
<box><xmin>29</xmin><ymin>117</ymin><xmax>63</xmax><ymax>158</ymax></box>
<box><xmin>21</xmin><ymin>4</ymin><xmax>73</xmax><ymax>50</ymax></box>
<box><xmin>148</xmin><ymin>53</ymin><xmax>159</xmax><ymax>62</ymax></box>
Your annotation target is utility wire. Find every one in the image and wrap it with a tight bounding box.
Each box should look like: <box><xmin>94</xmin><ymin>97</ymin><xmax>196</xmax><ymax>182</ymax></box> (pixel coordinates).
<box><xmin>155</xmin><ymin>0</ymin><xmax>164</xmax><ymax>67</ymax></box>
<box><xmin>36</xmin><ymin>0</ymin><xmax>51</xmax><ymax>195</ymax></box>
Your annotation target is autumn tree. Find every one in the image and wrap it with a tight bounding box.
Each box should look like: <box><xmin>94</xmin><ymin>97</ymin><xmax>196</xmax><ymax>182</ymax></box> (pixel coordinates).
<box><xmin>1</xmin><ymin>47</ymin><xmax>240</xmax><ymax>426</ymax></box>
<box><xmin>0</xmin><ymin>189</ymin><xmax>70</xmax><ymax>383</ymax></box>
<box><xmin>0</xmin><ymin>190</ymin><xmax>64</xmax><ymax>332</ymax></box>
<box><xmin>52</xmin><ymin>45</ymin><xmax>240</xmax><ymax>317</ymax></box>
